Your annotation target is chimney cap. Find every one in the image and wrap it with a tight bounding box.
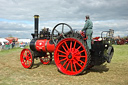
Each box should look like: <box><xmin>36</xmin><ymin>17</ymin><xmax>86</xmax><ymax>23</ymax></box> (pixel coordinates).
<box><xmin>34</xmin><ymin>15</ymin><xmax>39</xmax><ymax>18</ymax></box>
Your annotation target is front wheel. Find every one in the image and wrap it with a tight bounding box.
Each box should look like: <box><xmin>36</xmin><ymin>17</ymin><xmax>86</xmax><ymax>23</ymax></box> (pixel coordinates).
<box><xmin>20</xmin><ymin>49</ymin><xmax>34</xmax><ymax>69</ymax></box>
<box><xmin>54</xmin><ymin>38</ymin><xmax>90</xmax><ymax>75</ymax></box>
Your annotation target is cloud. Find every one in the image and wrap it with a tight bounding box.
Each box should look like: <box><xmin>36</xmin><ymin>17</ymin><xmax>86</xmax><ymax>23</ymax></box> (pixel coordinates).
<box><xmin>1</xmin><ymin>0</ymin><xmax>128</xmax><ymax>21</ymax></box>
<box><xmin>0</xmin><ymin>0</ymin><xmax>128</xmax><ymax>38</ymax></box>
<box><xmin>0</xmin><ymin>21</ymin><xmax>33</xmax><ymax>38</ymax></box>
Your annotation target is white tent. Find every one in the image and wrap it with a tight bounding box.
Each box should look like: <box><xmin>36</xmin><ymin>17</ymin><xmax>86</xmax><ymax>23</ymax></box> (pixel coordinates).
<box><xmin>18</xmin><ymin>39</ymin><xmax>31</xmax><ymax>43</ymax></box>
<box><xmin>0</xmin><ymin>38</ymin><xmax>9</xmax><ymax>45</ymax></box>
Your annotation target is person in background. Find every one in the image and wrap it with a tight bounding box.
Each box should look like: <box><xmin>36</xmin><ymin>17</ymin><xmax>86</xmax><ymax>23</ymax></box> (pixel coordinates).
<box><xmin>0</xmin><ymin>42</ymin><xmax>2</xmax><ymax>46</ymax></box>
<box><xmin>0</xmin><ymin>42</ymin><xmax>2</xmax><ymax>51</ymax></box>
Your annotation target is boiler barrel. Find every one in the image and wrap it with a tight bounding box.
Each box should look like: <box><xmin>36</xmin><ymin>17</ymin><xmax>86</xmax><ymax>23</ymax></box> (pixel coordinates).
<box><xmin>30</xmin><ymin>39</ymin><xmax>55</xmax><ymax>52</ymax></box>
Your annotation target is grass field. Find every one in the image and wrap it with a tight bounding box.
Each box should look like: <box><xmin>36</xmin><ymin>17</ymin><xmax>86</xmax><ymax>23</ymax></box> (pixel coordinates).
<box><xmin>0</xmin><ymin>45</ymin><xmax>128</xmax><ymax>85</ymax></box>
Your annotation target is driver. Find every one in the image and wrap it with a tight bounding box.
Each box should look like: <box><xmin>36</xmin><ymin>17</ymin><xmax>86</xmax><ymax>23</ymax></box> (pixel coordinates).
<box><xmin>80</xmin><ymin>15</ymin><xmax>93</xmax><ymax>50</ymax></box>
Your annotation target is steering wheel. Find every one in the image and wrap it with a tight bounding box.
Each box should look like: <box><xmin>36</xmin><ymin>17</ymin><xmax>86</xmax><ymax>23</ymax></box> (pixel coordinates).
<box><xmin>51</xmin><ymin>23</ymin><xmax>73</xmax><ymax>45</ymax></box>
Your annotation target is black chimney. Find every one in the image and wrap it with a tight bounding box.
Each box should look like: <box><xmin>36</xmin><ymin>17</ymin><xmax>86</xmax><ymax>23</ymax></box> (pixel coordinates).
<box><xmin>34</xmin><ymin>15</ymin><xmax>39</xmax><ymax>38</ymax></box>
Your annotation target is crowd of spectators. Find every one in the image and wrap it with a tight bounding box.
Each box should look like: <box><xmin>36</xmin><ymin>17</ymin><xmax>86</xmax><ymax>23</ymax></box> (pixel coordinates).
<box><xmin>0</xmin><ymin>42</ymin><xmax>16</xmax><ymax>51</ymax></box>
<box><xmin>0</xmin><ymin>42</ymin><xmax>2</xmax><ymax>51</ymax></box>
<box><xmin>0</xmin><ymin>41</ymin><xmax>29</xmax><ymax>51</ymax></box>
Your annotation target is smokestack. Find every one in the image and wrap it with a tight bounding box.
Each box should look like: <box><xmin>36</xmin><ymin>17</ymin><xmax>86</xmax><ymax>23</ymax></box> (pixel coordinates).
<box><xmin>34</xmin><ymin>15</ymin><xmax>39</xmax><ymax>38</ymax></box>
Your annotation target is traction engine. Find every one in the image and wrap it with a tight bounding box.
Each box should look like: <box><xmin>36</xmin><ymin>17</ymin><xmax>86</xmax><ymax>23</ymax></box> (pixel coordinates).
<box><xmin>20</xmin><ymin>15</ymin><xmax>114</xmax><ymax>75</ymax></box>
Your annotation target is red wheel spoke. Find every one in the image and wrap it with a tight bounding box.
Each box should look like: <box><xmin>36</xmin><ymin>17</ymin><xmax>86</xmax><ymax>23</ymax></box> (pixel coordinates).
<box><xmin>58</xmin><ymin>55</ymin><xmax>67</xmax><ymax>58</ymax></box>
<box><xmin>70</xmin><ymin>61</ymin><xmax>73</xmax><ymax>72</ymax></box>
<box><xmin>28</xmin><ymin>56</ymin><xmax>31</xmax><ymax>59</ymax></box>
<box><xmin>27</xmin><ymin>52</ymin><xmax>30</xmax><ymax>56</ymax></box>
<box><xmin>27</xmin><ymin>54</ymin><xmax>31</xmax><ymax>59</ymax></box>
<box><xmin>23</xmin><ymin>55</ymin><xmax>27</xmax><ymax>58</ymax></box>
<box><xmin>27</xmin><ymin>56</ymin><xmax>31</xmax><ymax>60</ymax></box>
<box><xmin>25</xmin><ymin>57</ymin><xmax>28</xmax><ymax>60</ymax></box>
<box><xmin>74</xmin><ymin>46</ymin><xmax>82</xmax><ymax>53</ymax></box>
<box><xmin>57</xmin><ymin>50</ymin><xmax>67</xmax><ymax>55</ymax></box>
<box><xmin>70</xmin><ymin>41</ymin><xmax>72</xmax><ymax>50</ymax></box>
<box><xmin>73</xmin><ymin>62</ymin><xmax>77</xmax><ymax>72</ymax></box>
<box><xmin>59</xmin><ymin>58</ymin><xmax>67</xmax><ymax>63</ymax></box>
<box><xmin>73</xmin><ymin>41</ymin><xmax>76</xmax><ymax>50</ymax></box>
<box><xmin>77</xmin><ymin>46</ymin><xmax>82</xmax><ymax>50</ymax></box>
<box><xmin>63</xmin><ymin>60</ymin><xmax>68</xmax><ymax>66</ymax></box>
<box><xmin>75</xmin><ymin>61</ymin><xmax>82</xmax><ymax>68</ymax></box>
<box><xmin>75</xmin><ymin>50</ymin><xmax>85</xmax><ymax>55</ymax></box>
<box><xmin>65</xmin><ymin>61</ymin><xmax>70</xmax><ymax>70</ymax></box>
<box><xmin>78</xmin><ymin>59</ymin><xmax>85</xmax><ymax>64</ymax></box>
<box><xmin>64</xmin><ymin>42</ymin><xmax>69</xmax><ymax>51</ymax></box>
<box><xmin>62</xmin><ymin>45</ymin><xmax>67</xmax><ymax>52</ymax></box>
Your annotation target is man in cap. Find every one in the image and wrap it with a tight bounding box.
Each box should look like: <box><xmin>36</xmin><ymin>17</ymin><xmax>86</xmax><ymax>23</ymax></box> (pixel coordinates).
<box><xmin>81</xmin><ymin>15</ymin><xmax>93</xmax><ymax>50</ymax></box>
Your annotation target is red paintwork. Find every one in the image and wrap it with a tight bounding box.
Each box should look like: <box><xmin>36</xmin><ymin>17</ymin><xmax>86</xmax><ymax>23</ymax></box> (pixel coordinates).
<box><xmin>80</xmin><ymin>31</ymin><xmax>88</xmax><ymax>40</ymax></box>
<box><xmin>80</xmin><ymin>31</ymin><xmax>85</xmax><ymax>37</ymax></box>
<box><xmin>93</xmin><ymin>37</ymin><xmax>100</xmax><ymax>40</ymax></box>
<box><xmin>35</xmin><ymin>39</ymin><xmax>55</xmax><ymax>52</ymax></box>
<box><xmin>93</xmin><ymin>37</ymin><xmax>101</xmax><ymax>41</ymax></box>
<box><xmin>20</xmin><ymin>49</ymin><xmax>33</xmax><ymax>68</ymax></box>
<box><xmin>54</xmin><ymin>38</ymin><xmax>88</xmax><ymax>75</ymax></box>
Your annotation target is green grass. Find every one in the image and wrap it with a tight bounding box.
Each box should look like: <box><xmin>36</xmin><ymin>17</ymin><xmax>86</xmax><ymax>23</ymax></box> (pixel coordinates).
<box><xmin>0</xmin><ymin>45</ymin><xmax>128</xmax><ymax>85</ymax></box>
<box><xmin>0</xmin><ymin>47</ymin><xmax>21</xmax><ymax>56</ymax></box>
<box><xmin>112</xmin><ymin>45</ymin><xmax>128</xmax><ymax>62</ymax></box>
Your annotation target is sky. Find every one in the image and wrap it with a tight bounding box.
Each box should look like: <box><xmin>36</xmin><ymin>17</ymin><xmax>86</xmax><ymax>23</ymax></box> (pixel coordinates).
<box><xmin>0</xmin><ymin>0</ymin><xmax>128</xmax><ymax>39</ymax></box>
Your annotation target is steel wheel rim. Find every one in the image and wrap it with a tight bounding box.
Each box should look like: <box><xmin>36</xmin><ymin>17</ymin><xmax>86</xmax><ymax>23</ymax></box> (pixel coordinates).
<box><xmin>54</xmin><ymin>38</ymin><xmax>88</xmax><ymax>75</ymax></box>
<box><xmin>20</xmin><ymin>49</ymin><xmax>33</xmax><ymax>68</ymax></box>
<box><xmin>40</xmin><ymin>52</ymin><xmax>51</xmax><ymax>65</ymax></box>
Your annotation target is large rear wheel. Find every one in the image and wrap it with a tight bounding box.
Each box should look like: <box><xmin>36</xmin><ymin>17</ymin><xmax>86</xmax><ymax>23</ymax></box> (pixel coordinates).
<box><xmin>54</xmin><ymin>38</ymin><xmax>90</xmax><ymax>75</ymax></box>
